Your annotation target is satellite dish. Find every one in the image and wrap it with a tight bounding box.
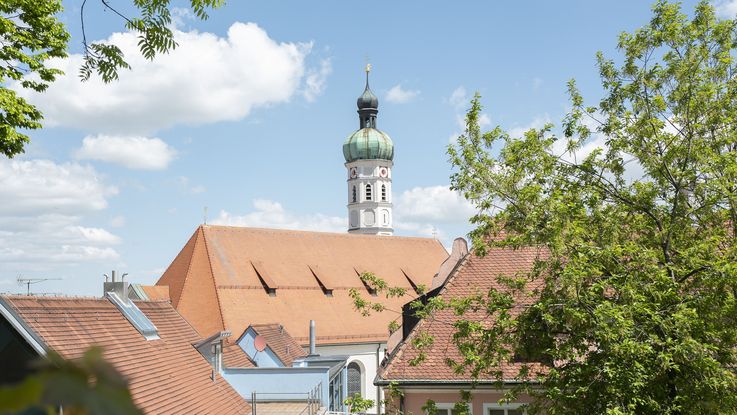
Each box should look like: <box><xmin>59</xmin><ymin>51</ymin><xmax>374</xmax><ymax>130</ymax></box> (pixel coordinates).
<box><xmin>254</xmin><ymin>335</ymin><xmax>267</xmax><ymax>352</ymax></box>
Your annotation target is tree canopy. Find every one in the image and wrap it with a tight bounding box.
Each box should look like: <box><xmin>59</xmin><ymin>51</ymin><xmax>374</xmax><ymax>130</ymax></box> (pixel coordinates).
<box><xmin>444</xmin><ymin>1</ymin><xmax>737</xmax><ymax>413</ymax></box>
<box><xmin>0</xmin><ymin>0</ymin><xmax>223</xmax><ymax>158</ymax></box>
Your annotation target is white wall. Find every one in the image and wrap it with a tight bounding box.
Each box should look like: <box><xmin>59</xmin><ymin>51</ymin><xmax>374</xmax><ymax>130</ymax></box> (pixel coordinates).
<box><xmin>316</xmin><ymin>342</ymin><xmax>387</xmax><ymax>415</ymax></box>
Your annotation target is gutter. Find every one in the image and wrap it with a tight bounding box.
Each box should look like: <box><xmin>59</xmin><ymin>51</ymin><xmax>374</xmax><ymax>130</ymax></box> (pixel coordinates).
<box><xmin>0</xmin><ymin>297</ymin><xmax>48</xmax><ymax>356</ymax></box>
<box><xmin>374</xmin><ymin>378</ymin><xmax>539</xmax><ymax>387</ymax></box>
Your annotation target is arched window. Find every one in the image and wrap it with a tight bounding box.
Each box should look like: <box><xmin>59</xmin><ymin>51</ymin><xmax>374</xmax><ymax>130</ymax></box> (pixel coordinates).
<box><xmin>347</xmin><ymin>362</ymin><xmax>362</xmax><ymax>398</ymax></box>
<box><xmin>381</xmin><ymin>184</ymin><xmax>387</xmax><ymax>201</ymax></box>
<box><xmin>352</xmin><ymin>186</ymin><xmax>357</xmax><ymax>203</ymax></box>
<box><xmin>365</xmin><ymin>184</ymin><xmax>372</xmax><ymax>201</ymax></box>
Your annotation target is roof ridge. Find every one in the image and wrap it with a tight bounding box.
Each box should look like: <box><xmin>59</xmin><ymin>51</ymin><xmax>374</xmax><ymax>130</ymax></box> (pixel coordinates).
<box><xmin>199</xmin><ymin>226</ymin><xmax>227</xmax><ymax>334</ymax></box>
<box><xmin>202</xmin><ymin>224</ymin><xmax>440</xmax><ymax>241</ymax></box>
<box><xmin>176</xmin><ymin>226</ymin><xmax>202</xmax><ymax>308</ymax></box>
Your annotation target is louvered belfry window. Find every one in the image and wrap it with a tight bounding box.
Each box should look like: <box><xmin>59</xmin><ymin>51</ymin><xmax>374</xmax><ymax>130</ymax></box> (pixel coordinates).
<box><xmin>347</xmin><ymin>362</ymin><xmax>361</xmax><ymax>397</ymax></box>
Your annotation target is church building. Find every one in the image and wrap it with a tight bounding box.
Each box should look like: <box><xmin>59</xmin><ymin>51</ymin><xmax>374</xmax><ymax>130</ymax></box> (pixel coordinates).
<box><xmin>155</xmin><ymin>68</ymin><xmax>448</xmax><ymax>414</ymax></box>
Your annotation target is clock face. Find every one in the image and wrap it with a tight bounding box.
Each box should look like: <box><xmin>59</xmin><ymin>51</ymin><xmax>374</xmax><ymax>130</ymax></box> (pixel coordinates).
<box><xmin>379</xmin><ymin>167</ymin><xmax>388</xmax><ymax>178</ymax></box>
<box><xmin>350</xmin><ymin>167</ymin><xmax>357</xmax><ymax>178</ymax></box>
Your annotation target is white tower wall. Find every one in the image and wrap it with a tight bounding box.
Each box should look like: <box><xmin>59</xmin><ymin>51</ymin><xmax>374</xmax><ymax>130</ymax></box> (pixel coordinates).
<box><xmin>346</xmin><ymin>159</ymin><xmax>393</xmax><ymax>236</ymax></box>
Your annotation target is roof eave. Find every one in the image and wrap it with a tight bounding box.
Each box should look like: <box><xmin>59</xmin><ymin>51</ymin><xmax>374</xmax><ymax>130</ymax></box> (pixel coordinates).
<box><xmin>0</xmin><ymin>297</ymin><xmax>48</xmax><ymax>356</ymax></box>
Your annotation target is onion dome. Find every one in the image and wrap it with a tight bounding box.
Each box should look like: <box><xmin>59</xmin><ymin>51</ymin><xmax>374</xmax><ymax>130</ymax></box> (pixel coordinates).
<box><xmin>343</xmin><ymin>64</ymin><xmax>394</xmax><ymax>162</ymax></box>
<box><xmin>343</xmin><ymin>128</ymin><xmax>394</xmax><ymax>162</ymax></box>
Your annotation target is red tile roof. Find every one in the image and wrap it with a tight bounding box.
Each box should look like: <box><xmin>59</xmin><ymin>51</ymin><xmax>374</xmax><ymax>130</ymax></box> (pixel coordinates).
<box><xmin>2</xmin><ymin>295</ymin><xmax>251</xmax><ymax>414</ymax></box>
<box><xmin>378</xmin><ymin>247</ymin><xmax>547</xmax><ymax>384</ymax></box>
<box><xmin>157</xmin><ymin>225</ymin><xmax>448</xmax><ymax>345</ymax></box>
<box><xmin>222</xmin><ymin>341</ymin><xmax>255</xmax><ymax>368</ymax></box>
<box><xmin>140</xmin><ymin>285</ymin><xmax>170</xmax><ymax>301</ymax></box>
<box><xmin>250</xmin><ymin>323</ymin><xmax>307</xmax><ymax>367</ymax></box>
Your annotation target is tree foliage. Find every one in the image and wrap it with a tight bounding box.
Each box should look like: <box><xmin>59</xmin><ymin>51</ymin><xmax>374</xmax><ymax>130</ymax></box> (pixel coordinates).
<box><xmin>445</xmin><ymin>1</ymin><xmax>737</xmax><ymax>413</ymax></box>
<box><xmin>0</xmin><ymin>0</ymin><xmax>224</xmax><ymax>158</ymax></box>
<box><xmin>0</xmin><ymin>347</ymin><xmax>141</xmax><ymax>414</ymax></box>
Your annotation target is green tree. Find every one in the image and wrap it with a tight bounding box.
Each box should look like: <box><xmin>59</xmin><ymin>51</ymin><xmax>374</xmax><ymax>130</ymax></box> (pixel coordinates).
<box><xmin>0</xmin><ymin>0</ymin><xmax>223</xmax><ymax>158</ymax></box>
<box><xmin>445</xmin><ymin>1</ymin><xmax>737</xmax><ymax>413</ymax></box>
<box><xmin>0</xmin><ymin>347</ymin><xmax>141</xmax><ymax>414</ymax></box>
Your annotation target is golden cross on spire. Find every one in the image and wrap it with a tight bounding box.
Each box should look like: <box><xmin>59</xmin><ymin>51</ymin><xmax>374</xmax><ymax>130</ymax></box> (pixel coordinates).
<box><xmin>365</xmin><ymin>63</ymin><xmax>372</xmax><ymax>73</ymax></box>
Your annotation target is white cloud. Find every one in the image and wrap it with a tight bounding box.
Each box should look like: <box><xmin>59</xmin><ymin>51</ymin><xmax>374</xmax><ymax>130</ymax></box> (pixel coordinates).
<box><xmin>508</xmin><ymin>114</ymin><xmax>552</xmax><ymax>138</ymax></box>
<box><xmin>449</xmin><ymin>86</ymin><xmax>468</xmax><ymax>110</ymax></box>
<box><xmin>302</xmin><ymin>58</ymin><xmax>332</xmax><ymax>102</ymax></box>
<box><xmin>213</xmin><ymin>199</ymin><xmax>345</xmax><ymax>232</ymax></box>
<box><xmin>715</xmin><ymin>0</ymin><xmax>737</xmax><ymax>17</ymax></box>
<box><xmin>75</xmin><ymin>135</ymin><xmax>177</xmax><ymax>170</ymax></box>
<box><xmin>386</xmin><ymin>84</ymin><xmax>420</xmax><ymax>104</ymax></box>
<box><xmin>110</xmin><ymin>215</ymin><xmax>126</xmax><ymax>228</ymax></box>
<box><xmin>16</xmin><ymin>22</ymin><xmax>323</xmax><ymax>134</ymax></box>
<box><xmin>448</xmin><ymin>86</ymin><xmax>491</xmax><ymax>143</ymax></box>
<box><xmin>177</xmin><ymin>176</ymin><xmax>207</xmax><ymax>194</ymax></box>
<box><xmin>393</xmin><ymin>185</ymin><xmax>476</xmax><ymax>243</ymax></box>
<box><xmin>0</xmin><ymin>159</ymin><xmax>117</xmax><ymax>215</ymax></box>
<box><xmin>0</xmin><ymin>159</ymin><xmax>121</xmax><ymax>270</ymax></box>
<box><xmin>395</xmin><ymin>185</ymin><xmax>476</xmax><ymax>223</ymax></box>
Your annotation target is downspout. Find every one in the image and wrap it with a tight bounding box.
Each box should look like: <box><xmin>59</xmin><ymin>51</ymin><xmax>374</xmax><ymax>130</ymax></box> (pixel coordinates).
<box><xmin>376</xmin><ymin>342</ymin><xmax>382</xmax><ymax>414</ymax></box>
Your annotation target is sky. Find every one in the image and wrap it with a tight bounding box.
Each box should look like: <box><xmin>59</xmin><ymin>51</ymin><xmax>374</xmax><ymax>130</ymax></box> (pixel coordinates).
<box><xmin>1</xmin><ymin>0</ymin><xmax>733</xmax><ymax>295</ymax></box>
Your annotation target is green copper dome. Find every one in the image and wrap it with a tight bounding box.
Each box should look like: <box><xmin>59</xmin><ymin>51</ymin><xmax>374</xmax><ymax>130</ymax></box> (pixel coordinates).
<box><xmin>343</xmin><ymin>128</ymin><xmax>394</xmax><ymax>162</ymax></box>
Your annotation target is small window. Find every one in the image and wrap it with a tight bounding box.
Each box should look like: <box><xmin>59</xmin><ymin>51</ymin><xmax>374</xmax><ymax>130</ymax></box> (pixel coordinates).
<box><xmin>347</xmin><ymin>362</ymin><xmax>362</xmax><ymax>398</ymax></box>
<box><xmin>365</xmin><ymin>184</ymin><xmax>372</xmax><ymax>201</ymax></box>
<box><xmin>352</xmin><ymin>186</ymin><xmax>357</xmax><ymax>203</ymax></box>
<box><xmin>381</xmin><ymin>184</ymin><xmax>387</xmax><ymax>201</ymax></box>
<box><xmin>483</xmin><ymin>403</ymin><xmax>525</xmax><ymax>415</ymax></box>
<box><xmin>431</xmin><ymin>403</ymin><xmax>470</xmax><ymax>415</ymax></box>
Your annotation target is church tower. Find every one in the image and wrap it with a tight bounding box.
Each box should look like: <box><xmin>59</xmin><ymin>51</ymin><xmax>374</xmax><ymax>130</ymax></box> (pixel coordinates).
<box><xmin>343</xmin><ymin>65</ymin><xmax>394</xmax><ymax>236</ymax></box>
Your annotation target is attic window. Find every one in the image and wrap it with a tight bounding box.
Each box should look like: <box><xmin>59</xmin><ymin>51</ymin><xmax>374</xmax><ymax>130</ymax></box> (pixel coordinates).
<box><xmin>355</xmin><ymin>268</ymin><xmax>377</xmax><ymax>297</ymax></box>
<box><xmin>251</xmin><ymin>261</ymin><xmax>277</xmax><ymax>296</ymax></box>
<box><xmin>308</xmin><ymin>265</ymin><xmax>333</xmax><ymax>297</ymax></box>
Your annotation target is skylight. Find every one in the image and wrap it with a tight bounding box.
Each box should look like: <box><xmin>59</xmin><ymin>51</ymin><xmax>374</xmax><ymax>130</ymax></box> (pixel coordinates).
<box><xmin>106</xmin><ymin>291</ymin><xmax>160</xmax><ymax>340</ymax></box>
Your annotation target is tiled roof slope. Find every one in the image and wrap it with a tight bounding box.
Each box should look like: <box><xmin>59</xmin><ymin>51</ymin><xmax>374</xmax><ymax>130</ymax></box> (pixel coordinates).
<box><xmin>141</xmin><ymin>285</ymin><xmax>170</xmax><ymax>301</ymax></box>
<box><xmin>2</xmin><ymin>296</ymin><xmax>250</xmax><ymax>414</ymax></box>
<box><xmin>378</xmin><ymin>247</ymin><xmax>547</xmax><ymax>383</ymax></box>
<box><xmin>251</xmin><ymin>323</ymin><xmax>307</xmax><ymax>367</ymax></box>
<box><xmin>223</xmin><ymin>341</ymin><xmax>255</xmax><ymax>368</ymax></box>
<box><xmin>157</xmin><ymin>225</ymin><xmax>448</xmax><ymax>345</ymax></box>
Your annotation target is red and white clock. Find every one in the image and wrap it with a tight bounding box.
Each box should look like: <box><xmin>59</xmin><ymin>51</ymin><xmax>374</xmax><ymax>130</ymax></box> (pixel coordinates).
<box><xmin>350</xmin><ymin>167</ymin><xmax>357</xmax><ymax>178</ymax></box>
<box><xmin>379</xmin><ymin>167</ymin><xmax>388</xmax><ymax>178</ymax></box>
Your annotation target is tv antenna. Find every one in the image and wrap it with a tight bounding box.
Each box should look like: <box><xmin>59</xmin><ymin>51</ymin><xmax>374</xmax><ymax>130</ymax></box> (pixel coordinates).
<box><xmin>17</xmin><ymin>275</ymin><xmax>62</xmax><ymax>295</ymax></box>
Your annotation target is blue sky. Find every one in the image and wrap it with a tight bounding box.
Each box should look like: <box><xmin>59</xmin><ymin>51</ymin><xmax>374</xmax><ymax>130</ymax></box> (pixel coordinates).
<box><xmin>0</xmin><ymin>0</ymin><xmax>727</xmax><ymax>295</ymax></box>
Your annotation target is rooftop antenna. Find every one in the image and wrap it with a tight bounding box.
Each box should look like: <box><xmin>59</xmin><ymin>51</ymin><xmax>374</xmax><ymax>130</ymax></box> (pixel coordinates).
<box><xmin>203</xmin><ymin>206</ymin><xmax>208</xmax><ymax>225</ymax></box>
<box><xmin>431</xmin><ymin>226</ymin><xmax>438</xmax><ymax>240</ymax></box>
<box><xmin>17</xmin><ymin>275</ymin><xmax>62</xmax><ymax>295</ymax></box>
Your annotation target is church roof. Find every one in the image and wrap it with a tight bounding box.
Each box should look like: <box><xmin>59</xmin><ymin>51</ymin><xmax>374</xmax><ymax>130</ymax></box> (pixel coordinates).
<box><xmin>156</xmin><ymin>225</ymin><xmax>448</xmax><ymax>345</ymax></box>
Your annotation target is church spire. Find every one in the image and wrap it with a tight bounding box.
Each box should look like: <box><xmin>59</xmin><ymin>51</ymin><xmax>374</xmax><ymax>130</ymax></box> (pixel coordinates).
<box><xmin>343</xmin><ymin>67</ymin><xmax>394</xmax><ymax>236</ymax></box>
<box><xmin>356</xmin><ymin>64</ymin><xmax>378</xmax><ymax>129</ymax></box>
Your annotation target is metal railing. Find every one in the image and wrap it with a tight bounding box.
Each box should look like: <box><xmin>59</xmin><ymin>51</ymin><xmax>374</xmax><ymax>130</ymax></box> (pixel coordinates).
<box><xmin>249</xmin><ymin>382</ymin><xmax>323</xmax><ymax>415</ymax></box>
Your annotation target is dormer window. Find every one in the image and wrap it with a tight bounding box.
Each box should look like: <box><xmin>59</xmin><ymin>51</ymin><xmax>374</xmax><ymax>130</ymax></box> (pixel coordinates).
<box><xmin>381</xmin><ymin>184</ymin><xmax>386</xmax><ymax>201</ymax></box>
<box><xmin>365</xmin><ymin>184</ymin><xmax>372</xmax><ymax>201</ymax></box>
